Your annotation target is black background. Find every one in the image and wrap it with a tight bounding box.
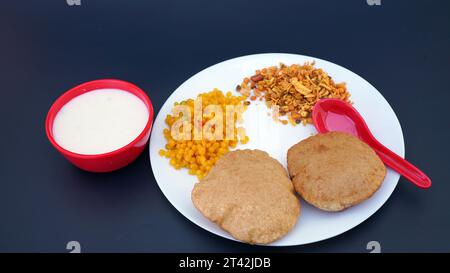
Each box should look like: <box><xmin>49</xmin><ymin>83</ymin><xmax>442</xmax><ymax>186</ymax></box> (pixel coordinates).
<box><xmin>0</xmin><ymin>0</ymin><xmax>449</xmax><ymax>252</ymax></box>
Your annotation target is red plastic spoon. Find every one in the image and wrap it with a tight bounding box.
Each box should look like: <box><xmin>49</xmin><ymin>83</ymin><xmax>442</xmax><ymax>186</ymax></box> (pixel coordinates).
<box><xmin>312</xmin><ymin>98</ymin><xmax>431</xmax><ymax>189</ymax></box>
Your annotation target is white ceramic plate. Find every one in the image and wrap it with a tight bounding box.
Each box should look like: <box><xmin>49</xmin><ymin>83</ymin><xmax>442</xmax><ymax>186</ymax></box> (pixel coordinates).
<box><xmin>149</xmin><ymin>53</ymin><xmax>404</xmax><ymax>246</ymax></box>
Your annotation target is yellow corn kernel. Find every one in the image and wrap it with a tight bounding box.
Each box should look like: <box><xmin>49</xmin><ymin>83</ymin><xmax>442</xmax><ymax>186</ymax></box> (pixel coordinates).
<box><xmin>240</xmin><ymin>135</ymin><xmax>250</xmax><ymax>144</ymax></box>
<box><xmin>169</xmin><ymin>159</ymin><xmax>176</xmax><ymax>166</ymax></box>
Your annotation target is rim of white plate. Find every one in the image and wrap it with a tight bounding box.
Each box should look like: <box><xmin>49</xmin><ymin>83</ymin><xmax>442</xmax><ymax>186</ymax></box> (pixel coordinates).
<box><xmin>149</xmin><ymin>53</ymin><xmax>405</xmax><ymax>246</ymax></box>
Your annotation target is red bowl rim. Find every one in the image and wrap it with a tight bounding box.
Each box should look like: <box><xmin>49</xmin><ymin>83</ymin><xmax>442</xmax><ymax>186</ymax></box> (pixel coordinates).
<box><xmin>45</xmin><ymin>79</ymin><xmax>154</xmax><ymax>159</ymax></box>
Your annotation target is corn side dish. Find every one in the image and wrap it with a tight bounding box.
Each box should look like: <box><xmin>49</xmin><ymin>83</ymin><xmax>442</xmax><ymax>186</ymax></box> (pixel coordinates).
<box><xmin>159</xmin><ymin>89</ymin><xmax>249</xmax><ymax>180</ymax></box>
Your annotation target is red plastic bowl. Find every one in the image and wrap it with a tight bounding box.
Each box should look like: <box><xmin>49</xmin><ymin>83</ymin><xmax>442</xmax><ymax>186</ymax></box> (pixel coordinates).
<box><xmin>45</xmin><ymin>79</ymin><xmax>154</xmax><ymax>172</ymax></box>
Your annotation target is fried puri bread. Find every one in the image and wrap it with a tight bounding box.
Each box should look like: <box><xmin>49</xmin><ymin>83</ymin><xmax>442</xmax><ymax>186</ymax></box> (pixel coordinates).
<box><xmin>192</xmin><ymin>149</ymin><xmax>300</xmax><ymax>245</ymax></box>
<box><xmin>287</xmin><ymin>132</ymin><xmax>386</xmax><ymax>212</ymax></box>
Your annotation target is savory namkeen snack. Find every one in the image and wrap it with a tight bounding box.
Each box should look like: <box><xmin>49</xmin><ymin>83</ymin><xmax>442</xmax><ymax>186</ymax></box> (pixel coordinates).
<box><xmin>159</xmin><ymin>89</ymin><xmax>249</xmax><ymax>180</ymax></box>
<box><xmin>287</xmin><ymin>132</ymin><xmax>386</xmax><ymax>212</ymax></box>
<box><xmin>192</xmin><ymin>149</ymin><xmax>300</xmax><ymax>244</ymax></box>
<box><xmin>237</xmin><ymin>62</ymin><xmax>351</xmax><ymax>125</ymax></box>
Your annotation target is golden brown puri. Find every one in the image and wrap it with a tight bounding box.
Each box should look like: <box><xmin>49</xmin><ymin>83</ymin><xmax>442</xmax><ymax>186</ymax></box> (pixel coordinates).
<box><xmin>287</xmin><ymin>132</ymin><xmax>386</xmax><ymax>212</ymax></box>
<box><xmin>192</xmin><ymin>149</ymin><xmax>300</xmax><ymax>245</ymax></box>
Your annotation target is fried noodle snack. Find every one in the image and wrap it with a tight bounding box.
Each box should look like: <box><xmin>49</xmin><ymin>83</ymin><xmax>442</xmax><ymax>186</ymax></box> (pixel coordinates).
<box><xmin>238</xmin><ymin>62</ymin><xmax>351</xmax><ymax>125</ymax></box>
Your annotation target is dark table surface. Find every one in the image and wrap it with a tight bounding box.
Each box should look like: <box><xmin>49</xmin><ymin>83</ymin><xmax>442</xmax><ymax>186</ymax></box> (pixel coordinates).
<box><xmin>1</xmin><ymin>0</ymin><xmax>449</xmax><ymax>253</ymax></box>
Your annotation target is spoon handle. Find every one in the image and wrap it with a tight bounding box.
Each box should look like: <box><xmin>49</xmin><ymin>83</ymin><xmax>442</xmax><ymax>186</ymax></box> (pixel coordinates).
<box><xmin>373</xmin><ymin>143</ymin><xmax>431</xmax><ymax>189</ymax></box>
